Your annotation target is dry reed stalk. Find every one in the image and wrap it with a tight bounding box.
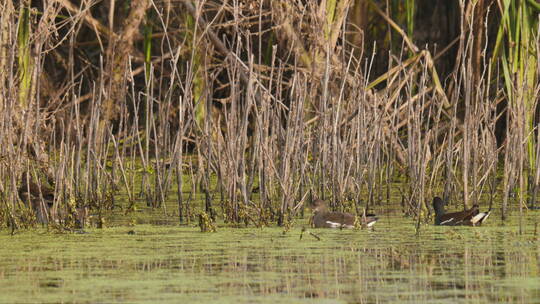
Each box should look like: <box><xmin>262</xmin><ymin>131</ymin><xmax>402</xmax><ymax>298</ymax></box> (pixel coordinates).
<box><xmin>3</xmin><ymin>0</ymin><xmax>540</xmax><ymax>233</ymax></box>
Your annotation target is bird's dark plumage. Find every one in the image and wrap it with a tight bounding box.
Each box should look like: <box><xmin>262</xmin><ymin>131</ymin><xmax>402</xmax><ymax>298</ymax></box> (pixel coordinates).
<box><xmin>433</xmin><ymin>197</ymin><xmax>490</xmax><ymax>226</ymax></box>
<box><xmin>311</xmin><ymin>199</ymin><xmax>378</xmax><ymax>228</ymax></box>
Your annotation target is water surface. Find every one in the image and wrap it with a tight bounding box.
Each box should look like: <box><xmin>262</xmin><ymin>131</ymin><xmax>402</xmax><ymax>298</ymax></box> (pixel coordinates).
<box><xmin>1</xmin><ymin>213</ymin><xmax>540</xmax><ymax>303</ymax></box>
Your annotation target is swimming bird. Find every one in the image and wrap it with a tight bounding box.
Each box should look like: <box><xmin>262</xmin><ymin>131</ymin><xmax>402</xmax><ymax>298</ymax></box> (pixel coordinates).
<box><xmin>432</xmin><ymin>196</ymin><xmax>490</xmax><ymax>226</ymax></box>
<box><xmin>311</xmin><ymin>199</ymin><xmax>378</xmax><ymax>229</ymax></box>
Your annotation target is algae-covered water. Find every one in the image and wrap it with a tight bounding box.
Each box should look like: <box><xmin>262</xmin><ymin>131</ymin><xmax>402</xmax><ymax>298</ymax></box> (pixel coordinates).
<box><xmin>1</xmin><ymin>213</ymin><xmax>540</xmax><ymax>303</ymax></box>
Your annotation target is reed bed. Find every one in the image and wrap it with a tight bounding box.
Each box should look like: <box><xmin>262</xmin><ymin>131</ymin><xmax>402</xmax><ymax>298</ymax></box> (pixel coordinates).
<box><xmin>0</xmin><ymin>0</ymin><xmax>538</xmax><ymax>232</ymax></box>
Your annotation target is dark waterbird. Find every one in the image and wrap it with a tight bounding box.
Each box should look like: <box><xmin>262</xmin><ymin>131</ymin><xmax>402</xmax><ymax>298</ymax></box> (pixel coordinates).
<box><xmin>432</xmin><ymin>196</ymin><xmax>490</xmax><ymax>226</ymax></box>
<box><xmin>311</xmin><ymin>199</ymin><xmax>378</xmax><ymax>229</ymax></box>
<box><xmin>18</xmin><ymin>171</ymin><xmax>88</xmax><ymax>227</ymax></box>
<box><xmin>18</xmin><ymin>171</ymin><xmax>55</xmax><ymax>224</ymax></box>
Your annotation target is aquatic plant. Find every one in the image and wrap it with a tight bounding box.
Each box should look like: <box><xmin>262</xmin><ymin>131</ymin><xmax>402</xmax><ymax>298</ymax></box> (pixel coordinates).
<box><xmin>0</xmin><ymin>0</ymin><xmax>538</xmax><ymax>232</ymax></box>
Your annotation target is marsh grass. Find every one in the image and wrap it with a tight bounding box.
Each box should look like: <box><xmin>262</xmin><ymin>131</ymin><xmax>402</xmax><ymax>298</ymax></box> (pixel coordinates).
<box><xmin>2</xmin><ymin>2</ymin><xmax>540</xmax><ymax>303</ymax></box>
<box><xmin>0</xmin><ymin>0</ymin><xmax>539</xmax><ymax>234</ymax></box>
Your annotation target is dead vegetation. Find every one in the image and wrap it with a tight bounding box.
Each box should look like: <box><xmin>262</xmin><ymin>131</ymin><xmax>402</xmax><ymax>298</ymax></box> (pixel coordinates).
<box><xmin>0</xmin><ymin>0</ymin><xmax>538</xmax><ymax>232</ymax></box>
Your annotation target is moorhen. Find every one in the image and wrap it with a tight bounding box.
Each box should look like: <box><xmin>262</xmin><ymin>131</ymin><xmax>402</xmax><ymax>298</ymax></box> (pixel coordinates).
<box><xmin>18</xmin><ymin>171</ymin><xmax>55</xmax><ymax>224</ymax></box>
<box><xmin>311</xmin><ymin>199</ymin><xmax>378</xmax><ymax>229</ymax></box>
<box><xmin>432</xmin><ymin>196</ymin><xmax>490</xmax><ymax>226</ymax></box>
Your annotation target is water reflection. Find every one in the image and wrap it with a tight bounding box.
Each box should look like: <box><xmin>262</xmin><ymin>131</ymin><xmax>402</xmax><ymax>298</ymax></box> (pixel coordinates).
<box><xmin>0</xmin><ymin>216</ymin><xmax>539</xmax><ymax>303</ymax></box>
